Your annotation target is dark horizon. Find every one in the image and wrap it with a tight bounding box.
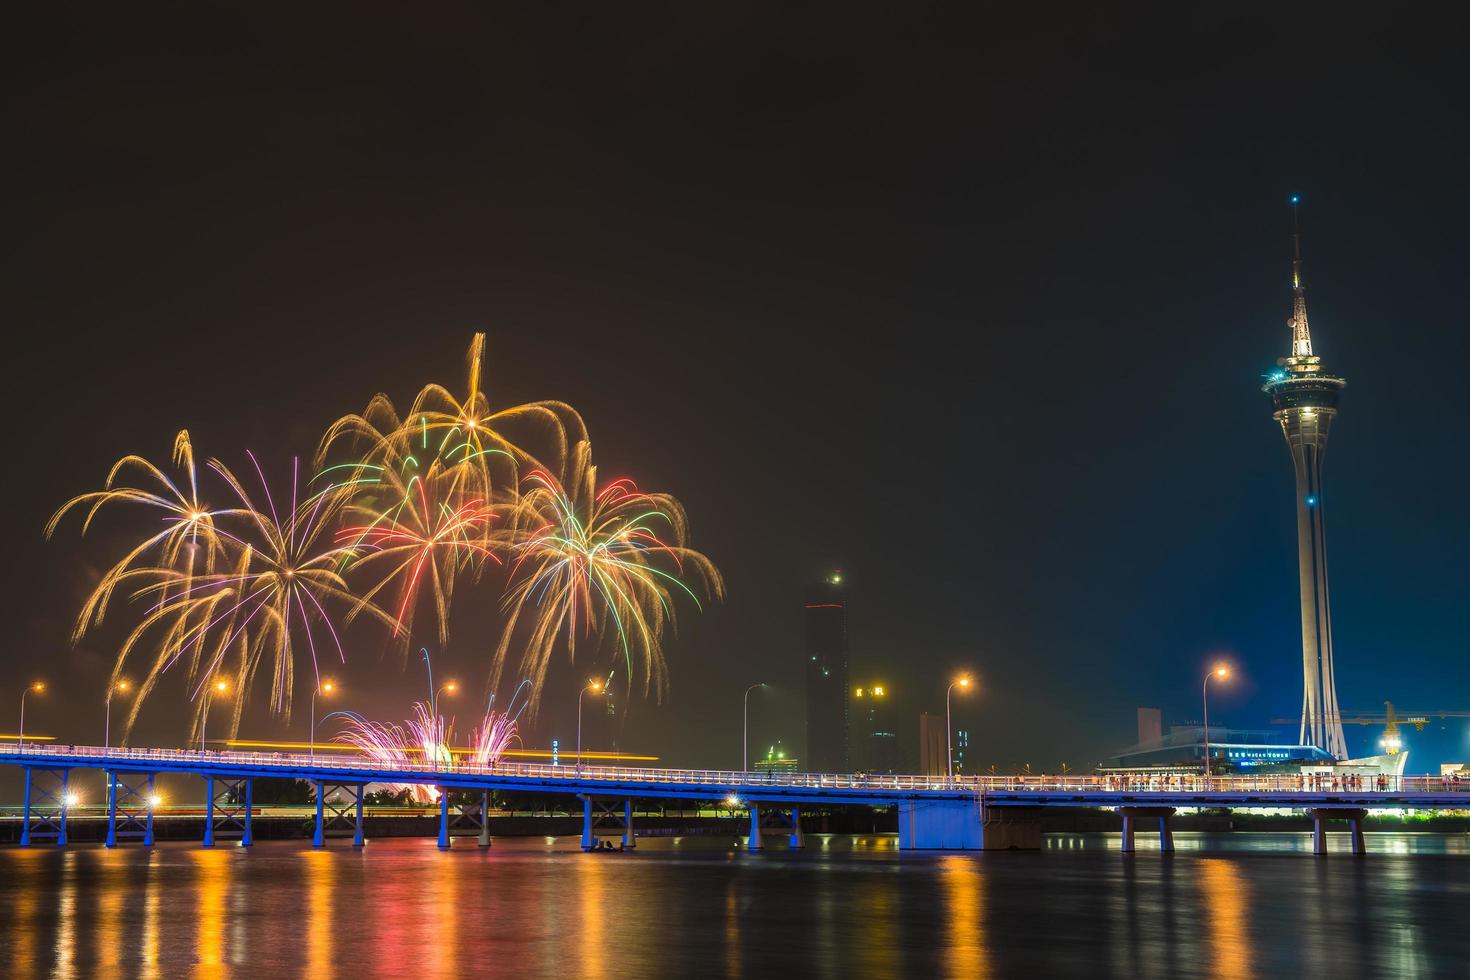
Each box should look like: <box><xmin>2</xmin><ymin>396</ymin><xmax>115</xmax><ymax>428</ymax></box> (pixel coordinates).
<box><xmin>6</xmin><ymin>6</ymin><xmax>1470</xmax><ymax>773</ymax></box>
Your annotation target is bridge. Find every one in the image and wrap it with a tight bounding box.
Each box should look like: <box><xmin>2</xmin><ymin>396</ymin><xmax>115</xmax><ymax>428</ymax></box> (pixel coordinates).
<box><xmin>3</xmin><ymin>743</ymin><xmax>1466</xmax><ymax>855</ymax></box>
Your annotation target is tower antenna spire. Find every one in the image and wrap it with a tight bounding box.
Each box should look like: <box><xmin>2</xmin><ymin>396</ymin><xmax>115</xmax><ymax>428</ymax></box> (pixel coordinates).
<box><xmin>1288</xmin><ymin>194</ymin><xmax>1313</xmax><ymax>358</ymax></box>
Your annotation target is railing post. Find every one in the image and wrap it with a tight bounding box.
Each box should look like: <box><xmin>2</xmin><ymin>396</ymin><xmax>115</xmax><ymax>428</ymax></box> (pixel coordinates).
<box><xmin>241</xmin><ymin>779</ymin><xmax>254</xmax><ymax>847</ymax></box>
<box><xmin>20</xmin><ymin>767</ymin><xmax>32</xmax><ymax>848</ymax></box>
<box><xmin>748</xmin><ymin>802</ymin><xmax>762</xmax><ymax>851</ymax></box>
<box><xmin>623</xmin><ymin>799</ymin><xmax>634</xmax><ymax>849</ymax></box>
<box><xmin>203</xmin><ymin>776</ymin><xmax>215</xmax><ymax>848</ymax></box>
<box><xmin>313</xmin><ymin>781</ymin><xmax>325</xmax><ymax>848</ymax></box>
<box><xmin>437</xmin><ymin>790</ymin><xmax>450</xmax><ymax>850</ymax></box>
<box><xmin>353</xmin><ymin>785</ymin><xmax>365</xmax><ymax>848</ymax></box>
<box><xmin>106</xmin><ymin>771</ymin><xmax>118</xmax><ymax>848</ymax></box>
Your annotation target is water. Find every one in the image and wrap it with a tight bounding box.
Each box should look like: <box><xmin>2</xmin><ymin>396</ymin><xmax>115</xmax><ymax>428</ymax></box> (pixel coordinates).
<box><xmin>2</xmin><ymin>832</ymin><xmax>1467</xmax><ymax>978</ymax></box>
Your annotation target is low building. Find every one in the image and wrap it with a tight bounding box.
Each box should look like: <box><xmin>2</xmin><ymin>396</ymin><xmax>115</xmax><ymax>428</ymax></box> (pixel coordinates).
<box><xmin>1103</xmin><ymin>724</ymin><xmax>1335</xmax><ymax>775</ymax></box>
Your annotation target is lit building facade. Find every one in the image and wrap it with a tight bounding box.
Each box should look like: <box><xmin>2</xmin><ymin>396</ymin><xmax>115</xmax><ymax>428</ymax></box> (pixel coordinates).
<box><xmin>753</xmin><ymin>742</ymin><xmax>799</xmax><ymax>775</ymax></box>
<box><xmin>804</xmin><ymin>573</ymin><xmax>849</xmax><ymax>772</ymax></box>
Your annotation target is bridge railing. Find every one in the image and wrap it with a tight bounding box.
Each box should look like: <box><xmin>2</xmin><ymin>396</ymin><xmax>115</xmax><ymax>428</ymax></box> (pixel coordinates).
<box><xmin>2</xmin><ymin>743</ymin><xmax>1466</xmax><ymax>796</ymax></box>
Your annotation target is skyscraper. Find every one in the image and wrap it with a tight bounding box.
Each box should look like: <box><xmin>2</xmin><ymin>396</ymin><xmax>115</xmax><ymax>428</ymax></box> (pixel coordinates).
<box><xmin>853</xmin><ymin>683</ymin><xmax>899</xmax><ymax>773</ymax></box>
<box><xmin>1262</xmin><ymin>198</ymin><xmax>1349</xmax><ymax>760</ymax></box>
<box><xmin>804</xmin><ymin>572</ymin><xmax>849</xmax><ymax>772</ymax></box>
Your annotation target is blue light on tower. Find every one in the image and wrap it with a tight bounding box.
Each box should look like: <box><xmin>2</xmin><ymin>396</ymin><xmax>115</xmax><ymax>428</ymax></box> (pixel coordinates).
<box><xmin>1305</xmin><ymin>494</ymin><xmax>1318</xmax><ymax>507</ymax></box>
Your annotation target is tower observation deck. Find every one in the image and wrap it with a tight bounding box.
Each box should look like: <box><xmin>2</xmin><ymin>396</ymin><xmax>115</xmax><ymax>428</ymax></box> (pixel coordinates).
<box><xmin>1262</xmin><ymin>197</ymin><xmax>1348</xmax><ymax>760</ymax></box>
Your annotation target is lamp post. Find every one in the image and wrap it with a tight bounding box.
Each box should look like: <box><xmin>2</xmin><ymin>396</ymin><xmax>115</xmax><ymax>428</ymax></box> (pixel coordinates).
<box><xmin>104</xmin><ymin>679</ymin><xmax>131</xmax><ymax>752</ymax></box>
<box><xmin>200</xmin><ymin>679</ymin><xmax>229</xmax><ymax>754</ymax></box>
<box><xmin>742</xmin><ymin>683</ymin><xmax>766</xmax><ymax>775</ymax></box>
<box><xmin>946</xmin><ymin>676</ymin><xmax>973</xmax><ymax>786</ymax></box>
<box><xmin>1202</xmin><ymin>665</ymin><xmax>1230</xmax><ymax>788</ymax></box>
<box><xmin>18</xmin><ymin>681</ymin><xmax>44</xmax><ymax>753</ymax></box>
<box><xmin>577</xmin><ymin>679</ymin><xmax>604</xmax><ymax>774</ymax></box>
<box><xmin>310</xmin><ymin>680</ymin><xmax>336</xmax><ymax>763</ymax></box>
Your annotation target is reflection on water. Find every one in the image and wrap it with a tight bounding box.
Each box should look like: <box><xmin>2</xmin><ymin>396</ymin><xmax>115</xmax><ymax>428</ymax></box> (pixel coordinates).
<box><xmin>0</xmin><ymin>833</ymin><xmax>1465</xmax><ymax>977</ymax></box>
<box><xmin>939</xmin><ymin>855</ymin><xmax>988</xmax><ymax>979</ymax></box>
<box><xmin>303</xmin><ymin>849</ymin><xmax>333</xmax><ymax>974</ymax></box>
<box><xmin>190</xmin><ymin>848</ymin><xmax>230</xmax><ymax>974</ymax></box>
<box><xmin>1198</xmin><ymin>858</ymin><xmax>1252</xmax><ymax>980</ymax></box>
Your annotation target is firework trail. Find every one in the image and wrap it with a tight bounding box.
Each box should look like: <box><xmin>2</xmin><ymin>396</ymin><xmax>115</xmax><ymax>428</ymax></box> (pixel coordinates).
<box><xmin>494</xmin><ymin>441</ymin><xmax>723</xmax><ymax>709</ymax></box>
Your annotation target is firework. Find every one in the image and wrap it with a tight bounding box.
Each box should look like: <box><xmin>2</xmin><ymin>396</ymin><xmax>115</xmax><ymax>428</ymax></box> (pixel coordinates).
<box><xmin>45</xmin><ymin>430</ymin><xmax>242</xmax><ymax>646</ymax></box>
<box><xmin>471</xmin><ymin>679</ymin><xmax>529</xmax><ymax>766</ymax></box>
<box><xmin>330</xmin><ymin>702</ymin><xmax>451</xmax><ymax>803</ymax></box>
<box><xmin>332</xmin><ymin>455</ymin><xmax>504</xmax><ymax>649</ymax></box>
<box><xmin>317</xmin><ymin>333</ymin><xmax>588</xmax><ymax>524</ymax></box>
<box><xmin>494</xmin><ymin>441</ymin><xmax>723</xmax><ymax>707</ymax></box>
<box><xmin>107</xmin><ymin>453</ymin><xmax>399</xmax><ymax>741</ymax></box>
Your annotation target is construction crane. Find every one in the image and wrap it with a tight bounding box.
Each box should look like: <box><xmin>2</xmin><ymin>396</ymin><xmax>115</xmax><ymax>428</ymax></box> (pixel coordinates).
<box><xmin>1273</xmin><ymin>702</ymin><xmax>1470</xmax><ymax>756</ymax></box>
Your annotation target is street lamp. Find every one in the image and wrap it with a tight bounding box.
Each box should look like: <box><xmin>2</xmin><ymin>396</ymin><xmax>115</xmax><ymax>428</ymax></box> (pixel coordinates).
<box><xmin>310</xmin><ymin>679</ymin><xmax>336</xmax><ymax>763</ymax></box>
<box><xmin>433</xmin><ymin>680</ymin><xmax>458</xmax><ymax>720</ymax></box>
<box><xmin>104</xmin><ymin>679</ymin><xmax>132</xmax><ymax>752</ymax></box>
<box><xmin>742</xmin><ymin>683</ymin><xmax>767</xmax><ymax>775</ymax></box>
<box><xmin>200</xmin><ymin>678</ymin><xmax>229</xmax><ymax>754</ymax></box>
<box><xmin>1202</xmin><ymin>665</ymin><xmax>1230</xmax><ymax>787</ymax></box>
<box><xmin>577</xmin><ymin>679</ymin><xmax>604</xmax><ymax>774</ymax></box>
<box><xmin>946</xmin><ymin>676</ymin><xmax>973</xmax><ymax>786</ymax></box>
<box><xmin>18</xmin><ymin>681</ymin><xmax>44</xmax><ymax>753</ymax></box>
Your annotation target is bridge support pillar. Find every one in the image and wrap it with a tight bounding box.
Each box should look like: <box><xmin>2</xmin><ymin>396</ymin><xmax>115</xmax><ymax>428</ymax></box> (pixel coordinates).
<box><xmin>1118</xmin><ymin>807</ymin><xmax>1175</xmax><ymax>855</ymax></box>
<box><xmin>311</xmin><ymin>782</ymin><xmax>363</xmax><ymax>847</ymax></box>
<box><xmin>20</xmin><ymin>767</ymin><xmax>31</xmax><ymax>847</ymax></box>
<box><xmin>313</xmin><ymin>782</ymin><xmax>325</xmax><ymax>848</ymax></box>
<box><xmin>205</xmin><ymin>776</ymin><xmax>250</xmax><ymax>847</ymax></box>
<box><xmin>107</xmin><ymin>770</ymin><xmax>118</xmax><ymax>847</ymax></box>
<box><xmin>438</xmin><ymin>790</ymin><xmax>450</xmax><ymax>850</ymax></box>
<box><xmin>579</xmin><ymin>795</ymin><xmax>634</xmax><ymax>850</ymax></box>
<box><xmin>19</xmin><ymin>767</ymin><xmax>71</xmax><ymax>848</ymax></box>
<box><xmin>204</xmin><ymin>777</ymin><xmax>215</xmax><ymax>847</ymax></box>
<box><xmin>144</xmin><ymin>774</ymin><xmax>156</xmax><ymax>846</ymax></box>
<box><xmin>789</xmin><ymin>807</ymin><xmax>804</xmax><ymax>849</ymax></box>
<box><xmin>748</xmin><ymin>802</ymin><xmax>762</xmax><ymax>851</ymax></box>
<box><xmin>1349</xmin><ymin>811</ymin><xmax>1366</xmax><ymax>856</ymax></box>
<box><xmin>897</xmin><ymin>797</ymin><xmax>985</xmax><ymax>849</ymax></box>
<box><xmin>479</xmin><ymin>791</ymin><xmax>492</xmax><ymax>848</ymax></box>
<box><xmin>242</xmin><ymin>778</ymin><xmax>254</xmax><ymax>847</ymax></box>
<box><xmin>1311</xmin><ymin>808</ymin><xmax>1368</xmax><ymax>856</ymax></box>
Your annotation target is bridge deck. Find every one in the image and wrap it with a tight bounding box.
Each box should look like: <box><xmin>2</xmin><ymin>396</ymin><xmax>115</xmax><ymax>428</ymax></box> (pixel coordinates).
<box><xmin>3</xmin><ymin>744</ymin><xmax>1466</xmax><ymax>809</ymax></box>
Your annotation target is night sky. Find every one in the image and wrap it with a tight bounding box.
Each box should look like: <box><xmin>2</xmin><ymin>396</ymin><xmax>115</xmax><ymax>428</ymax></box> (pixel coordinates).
<box><xmin>6</xmin><ymin>6</ymin><xmax>1470</xmax><ymax>774</ymax></box>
